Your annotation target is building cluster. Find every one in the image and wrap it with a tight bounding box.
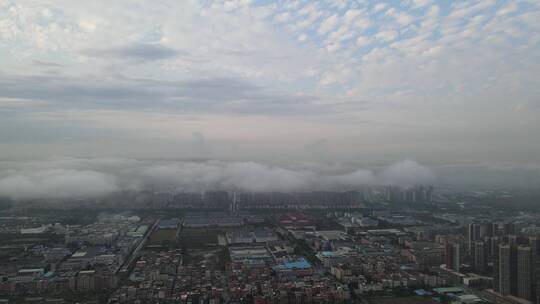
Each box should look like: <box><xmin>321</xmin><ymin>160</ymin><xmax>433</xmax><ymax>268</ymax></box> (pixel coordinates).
<box><xmin>109</xmin><ymin>249</ymin><xmax>182</xmax><ymax>303</ymax></box>
<box><xmin>333</xmin><ymin>212</ymin><xmax>380</xmax><ymax>230</ymax></box>
<box><xmin>3</xmin><ymin>185</ymin><xmax>540</xmax><ymax>304</ymax></box>
<box><xmin>236</xmin><ymin>191</ymin><xmax>369</xmax><ymax>209</ymax></box>
<box><xmin>109</xmin><ymin>212</ymin><xmax>355</xmax><ymax>304</ymax></box>
<box><xmin>492</xmin><ymin>236</ymin><xmax>540</xmax><ymax>303</ymax></box>
<box><xmin>0</xmin><ymin>214</ymin><xmax>149</xmax><ymax>299</ymax></box>
<box><xmin>107</xmin><ymin>208</ymin><xmax>539</xmax><ymax>304</ymax></box>
<box><xmin>78</xmin><ymin>190</ymin><xmax>376</xmax><ymax>211</ymax></box>
<box><xmin>385</xmin><ymin>185</ymin><xmax>434</xmax><ymax>203</ymax></box>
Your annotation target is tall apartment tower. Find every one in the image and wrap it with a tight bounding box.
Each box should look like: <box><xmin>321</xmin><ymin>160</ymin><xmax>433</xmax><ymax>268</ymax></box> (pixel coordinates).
<box><xmin>529</xmin><ymin>237</ymin><xmax>540</xmax><ymax>304</ymax></box>
<box><xmin>474</xmin><ymin>241</ymin><xmax>487</xmax><ymax>272</ymax></box>
<box><xmin>445</xmin><ymin>241</ymin><xmax>460</xmax><ymax>272</ymax></box>
<box><xmin>493</xmin><ymin>242</ymin><xmax>500</xmax><ymax>293</ymax></box>
<box><xmin>504</xmin><ymin>222</ymin><xmax>516</xmax><ymax>235</ymax></box>
<box><xmin>517</xmin><ymin>246</ymin><xmax>532</xmax><ymax>300</ymax></box>
<box><xmin>468</xmin><ymin>223</ymin><xmax>482</xmax><ymax>252</ymax></box>
<box><xmin>508</xmin><ymin>235</ymin><xmax>519</xmax><ymax>247</ymax></box>
<box><xmin>495</xmin><ymin>241</ymin><xmax>539</xmax><ymax>303</ymax></box>
<box><xmin>498</xmin><ymin>244</ymin><xmax>517</xmax><ymax>296</ymax></box>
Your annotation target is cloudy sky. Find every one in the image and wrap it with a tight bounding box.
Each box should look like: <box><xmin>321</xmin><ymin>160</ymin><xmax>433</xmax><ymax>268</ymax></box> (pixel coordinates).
<box><xmin>1</xmin><ymin>0</ymin><xmax>539</xmax><ymax>167</ymax></box>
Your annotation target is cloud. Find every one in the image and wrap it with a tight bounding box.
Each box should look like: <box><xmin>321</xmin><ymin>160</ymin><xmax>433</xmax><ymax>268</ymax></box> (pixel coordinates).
<box><xmin>32</xmin><ymin>60</ymin><xmax>65</xmax><ymax>68</ymax></box>
<box><xmin>0</xmin><ymin>158</ymin><xmax>435</xmax><ymax>200</ymax></box>
<box><xmin>274</xmin><ymin>12</ymin><xmax>291</xmax><ymax>23</ymax></box>
<box><xmin>376</xmin><ymin>159</ymin><xmax>435</xmax><ymax>185</ymax></box>
<box><xmin>318</xmin><ymin>14</ymin><xmax>339</xmax><ymax>35</ymax></box>
<box><xmin>0</xmin><ymin>0</ymin><xmax>539</xmax><ymax>167</ymax></box>
<box><xmin>411</xmin><ymin>0</ymin><xmax>432</xmax><ymax>9</ymax></box>
<box><xmin>375</xmin><ymin>30</ymin><xmax>398</xmax><ymax>42</ymax></box>
<box><xmin>355</xmin><ymin>36</ymin><xmax>370</xmax><ymax>47</ymax></box>
<box><xmin>0</xmin><ymin>169</ymin><xmax>119</xmax><ymax>200</ymax></box>
<box><xmin>373</xmin><ymin>3</ymin><xmax>387</xmax><ymax>13</ymax></box>
<box><xmin>0</xmin><ymin>72</ymin><xmax>324</xmax><ymax>114</ymax></box>
<box><xmin>82</xmin><ymin>43</ymin><xmax>183</xmax><ymax>62</ymax></box>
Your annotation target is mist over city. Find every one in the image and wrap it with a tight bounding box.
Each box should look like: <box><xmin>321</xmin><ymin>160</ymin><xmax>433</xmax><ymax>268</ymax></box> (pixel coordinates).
<box><xmin>1</xmin><ymin>0</ymin><xmax>539</xmax><ymax>304</ymax></box>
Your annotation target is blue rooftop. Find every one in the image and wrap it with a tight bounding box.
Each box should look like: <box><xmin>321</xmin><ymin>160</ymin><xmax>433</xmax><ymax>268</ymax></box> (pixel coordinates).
<box><xmin>273</xmin><ymin>257</ymin><xmax>311</xmax><ymax>270</ymax></box>
<box><xmin>158</xmin><ymin>219</ymin><xmax>179</xmax><ymax>229</ymax></box>
<box><xmin>433</xmin><ymin>287</ymin><xmax>464</xmax><ymax>294</ymax></box>
<box><xmin>414</xmin><ymin>289</ymin><xmax>429</xmax><ymax>296</ymax></box>
<box><xmin>43</xmin><ymin>271</ymin><xmax>55</xmax><ymax>278</ymax></box>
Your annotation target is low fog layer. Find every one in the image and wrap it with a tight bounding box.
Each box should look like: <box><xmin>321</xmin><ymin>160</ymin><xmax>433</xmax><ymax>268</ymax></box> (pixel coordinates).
<box><xmin>0</xmin><ymin>158</ymin><xmax>434</xmax><ymax>200</ymax></box>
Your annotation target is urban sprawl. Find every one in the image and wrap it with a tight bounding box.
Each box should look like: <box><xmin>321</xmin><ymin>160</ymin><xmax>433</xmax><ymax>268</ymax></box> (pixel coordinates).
<box><xmin>1</xmin><ymin>185</ymin><xmax>540</xmax><ymax>304</ymax></box>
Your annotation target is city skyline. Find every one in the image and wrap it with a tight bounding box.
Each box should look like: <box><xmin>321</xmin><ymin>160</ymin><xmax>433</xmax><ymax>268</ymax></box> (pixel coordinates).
<box><xmin>2</xmin><ymin>1</ymin><xmax>540</xmax><ymax>304</ymax></box>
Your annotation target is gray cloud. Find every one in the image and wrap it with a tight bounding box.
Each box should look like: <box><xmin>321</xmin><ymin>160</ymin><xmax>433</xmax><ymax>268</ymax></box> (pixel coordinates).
<box><xmin>0</xmin><ymin>158</ymin><xmax>435</xmax><ymax>200</ymax></box>
<box><xmin>0</xmin><ymin>169</ymin><xmax>118</xmax><ymax>200</ymax></box>
<box><xmin>32</xmin><ymin>60</ymin><xmax>65</xmax><ymax>68</ymax></box>
<box><xmin>0</xmin><ymin>72</ymin><xmax>323</xmax><ymax>114</ymax></box>
<box><xmin>377</xmin><ymin>159</ymin><xmax>435</xmax><ymax>185</ymax></box>
<box><xmin>82</xmin><ymin>43</ymin><xmax>185</xmax><ymax>62</ymax></box>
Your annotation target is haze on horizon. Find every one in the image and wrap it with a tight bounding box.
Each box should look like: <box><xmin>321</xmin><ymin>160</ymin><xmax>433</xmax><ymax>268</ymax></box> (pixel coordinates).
<box><xmin>1</xmin><ymin>0</ymin><xmax>539</xmax><ymax>197</ymax></box>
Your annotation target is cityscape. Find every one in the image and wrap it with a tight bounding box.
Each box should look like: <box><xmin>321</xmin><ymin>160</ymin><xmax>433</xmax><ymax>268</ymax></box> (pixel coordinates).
<box><xmin>1</xmin><ymin>185</ymin><xmax>540</xmax><ymax>304</ymax></box>
<box><xmin>1</xmin><ymin>0</ymin><xmax>540</xmax><ymax>304</ymax></box>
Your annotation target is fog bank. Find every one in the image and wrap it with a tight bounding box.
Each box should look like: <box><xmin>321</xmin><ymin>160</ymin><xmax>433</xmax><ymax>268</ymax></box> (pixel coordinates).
<box><xmin>0</xmin><ymin>158</ymin><xmax>434</xmax><ymax>200</ymax></box>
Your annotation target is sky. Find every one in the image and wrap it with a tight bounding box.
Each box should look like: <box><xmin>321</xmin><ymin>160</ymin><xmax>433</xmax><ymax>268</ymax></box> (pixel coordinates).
<box><xmin>0</xmin><ymin>0</ymin><xmax>539</xmax><ymax>197</ymax></box>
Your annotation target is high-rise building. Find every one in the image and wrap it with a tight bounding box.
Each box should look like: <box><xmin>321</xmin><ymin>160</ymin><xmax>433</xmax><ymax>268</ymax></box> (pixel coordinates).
<box><xmin>529</xmin><ymin>237</ymin><xmax>540</xmax><ymax>304</ymax></box>
<box><xmin>493</xmin><ymin>242</ymin><xmax>500</xmax><ymax>293</ymax></box>
<box><xmin>486</xmin><ymin>236</ymin><xmax>500</xmax><ymax>257</ymax></box>
<box><xmin>504</xmin><ymin>222</ymin><xmax>516</xmax><ymax>236</ymax></box>
<box><xmin>498</xmin><ymin>244</ymin><xmax>517</xmax><ymax>296</ymax></box>
<box><xmin>474</xmin><ymin>241</ymin><xmax>487</xmax><ymax>272</ymax></box>
<box><xmin>517</xmin><ymin>246</ymin><xmax>532</xmax><ymax>300</ymax></box>
<box><xmin>203</xmin><ymin>191</ymin><xmax>231</xmax><ymax>209</ymax></box>
<box><xmin>426</xmin><ymin>186</ymin><xmax>434</xmax><ymax>202</ymax></box>
<box><xmin>468</xmin><ymin>223</ymin><xmax>482</xmax><ymax>251</ymax></box>
<box><xmin>486</xmin><ymin>222</ymin><xmax>496</xmax><ymax>237</ymax></box>
<box><xmin>508</xmin><ymin>235</ymin><xmax>519</xmax><ymax>247</ymax></box>
<box><xmin>495</xmin><ymin>242</ymin><xmax>539</xmax><ymax>302</ymax></box>
<box><xmin>385</xmin><ymin>185</ymin><xmax>434</xmax><ymax>203</ymax></box>
<box><xmin>445</xmin><ymin>241</ymin><xmax>460</xmax><ymax>272</ymax></box>
<box><xmin>491</xmin><ymin>222</ymin><xmax>503</xmax><ymax>237</ymax></box>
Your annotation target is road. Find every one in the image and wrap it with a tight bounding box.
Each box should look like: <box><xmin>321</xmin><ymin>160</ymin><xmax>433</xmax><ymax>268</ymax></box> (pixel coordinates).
<box><xmin>117</xmin><ymin>218</ymin><xmax>160</xmax><ymax>276</ymax></box>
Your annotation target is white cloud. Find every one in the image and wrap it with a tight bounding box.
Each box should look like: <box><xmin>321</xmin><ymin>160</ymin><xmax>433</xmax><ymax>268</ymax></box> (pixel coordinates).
<box><xmin>373</xmin><ymin>3</ymin><xmax>387</xmax><ymax>13</ymax></box>
<box><xmin>344</xmin><ymin>8</ymin><xmax>371</xmax><ymax>30</ymax></box>
<box><xmin>496</xmin><ymin>2</ymin><xmax>519</xmax><ymax>16</ymax></box>
<box><xmin>0</xmin><ymin>169</ymin><xmax>119</xmax><ymax>200</ymax></box>
<box><xmin>325</xmin><ymin>42</ymin><xmax>341</xmax><ymax>52</ymax></box>
<box><xmin>223</xmin><ymin>0</ymin><xmax>251</xmax><ymax>12</ymax></box>
<box><xmin>411</xmin><ymin>0</ymin><xmax>431</xmax><ymax>9</ymax></box>
<box><xmin>344</xmin><ymin>9</ymin><xmax>362</xmax><ymax>22</ymax></box>
<box><xmin>355</xmin><ymin>36</ymin><xmax>370</xmax><ymax>47</ymax></box>
<box><xmin>294</xmin><ymin>3</ymin><xmax>323</xmax><ymax>29</ymax></box>
<box><xmin>395</xmin><ymin>12</ymin><xmax>414</xmax><ymax>26</ymax></box>
<box><xmin>319</xmin><ymin>66</ymin><xmax>350</xmax><ymax>85</ymax></box>
<box><xmin>0</xmin><ymin>158</ymin><xmax>435</xmax><ymax>199</ymax></box>
<box><xmin>327</xmin><ymin>25</ymin><xmax>354</xmax><ymax>43</ymax></box>
<box><xmin>385</xmin><ymin>8</ymin><xmax>414</xmax><ymax>26</ymax></box>
<box><xmin>377</xmin><ymin>159</ymin><xmax>435</xmax><ymax>185</ymax></box>
<box><xmin>273</xmin><ymin>11</ymin><xmax>290</xmax><ymax>23</ymax></box>
<box><xmin>375</xmin><ymin>30</ymin><xmax>398</xmax><ymax>42</ymax></box>
<box><xmin>317</xmin><ymin>14</ymin><xmax>339</xmax><ymax>35</ymax></box>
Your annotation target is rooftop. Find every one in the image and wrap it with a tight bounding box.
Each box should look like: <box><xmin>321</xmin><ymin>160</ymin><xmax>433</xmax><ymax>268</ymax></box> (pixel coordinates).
<box><xmin>157</xmin><ymin>219</ymin><xmax>179</xmax><ymax>229</ymax></box>
<box><xmin>273</xmin><ymin>257</ymin><xmax>311</xmax><ymax>270</ymax></box>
